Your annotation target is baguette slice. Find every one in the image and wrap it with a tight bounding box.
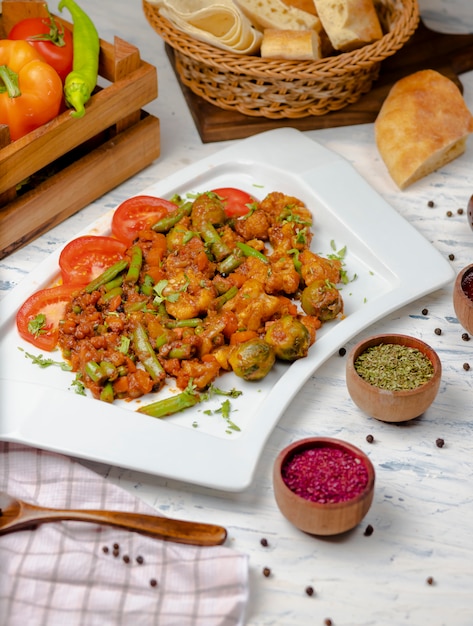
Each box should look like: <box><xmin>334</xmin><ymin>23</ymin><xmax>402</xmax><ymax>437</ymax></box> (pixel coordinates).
<box><xmin>314</xmin><ymin>0</ymin><xmax>382</xmax><ymax>51</ymax></box>
<box><xmin>261</xmin><ymin>28</ymin><xmax>322</xmax><ymax>60</ymax></box>
<box><xmin>234</xmin><ymin>0</ymin><xmax>321</xmax><ymax>31</ymax></box>
<box><xmin>375</xmin><ymin>70</ymin><xmax>473</xmax><ymax>190</ymax></box>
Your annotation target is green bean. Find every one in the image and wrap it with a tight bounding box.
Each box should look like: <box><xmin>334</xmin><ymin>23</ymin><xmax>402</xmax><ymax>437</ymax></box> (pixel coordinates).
<box><xmin>85</xmin><ymin>360</ymin><xmax>104</xmax><ymax>383</ymax></box>
<box><xmin>137</xmin><ymin>388</ymin><xmax>200</xmax><ymax>418</ymax></box>
<box><xmin>59</xmin><ymin>0</ymin><xmax>99</xmax><ymax>118</ymax></box>
<box><xmin>125</xmin><ymin>245</ymin><xmax>143</xmax><ymax>284</ymax></box>
<box><xmin>164</xmin><ymin>318</ymin><xmax>202</xmax><ymax>329</ymax></box>
<box><xmin>100</xmin><ymin>286</ymin><xmax>123</xmax><ymax>302</ymax></box>
<box><xmin>217</xmin><ymin>248</ymin><xmax>244</xmax><ymax>275</ymax></box>
<box><xmin>100</xmin><ymin>382</ymin><xmax>114</xmax><ymax>403</ymax></box>
<box><xmin>104</xmin><ymin>275</ymin><xmax>124</xmax><ymax>291</ymax></box>
<box><xmin>99</xmin><ymin>360</ymin><xmax>116</xmax><ymax>379</ymax></box>
<box><xmin>131</xmin><ymin>323</ymin><xmax>165</xmax><ymax>382</ymax></box>
<box><xmin>168</xmin><ymin>345</ymin><xmax>192</xmax><ymax>359</ymax></box>
<box><xmin>124</xmin><ymin>300</ymin><xmax>147</xmax><ymax>314</ymax></box>
<box><xmin>85</xmin><ymin>259</ymin><xmax>129</xmax><ymax>293</ymax></box>
<box><xmin>152</xmin><ymin>203</ymin><xmax>192</xmax><ymax>233</ymax></box>
<box><xmin>236</xmin><ymin>242</ymin><xmax>269</xmax><ymax>263</ymax></box>
<box><xmin>198</xmin><ymin>222</ymin><xmax>231</xmax><ymax>261</ymax></box>
<box><xmin>214</xmin><ymin>285</ymin><xmax>238</xmax><ymax>309</ymax></box>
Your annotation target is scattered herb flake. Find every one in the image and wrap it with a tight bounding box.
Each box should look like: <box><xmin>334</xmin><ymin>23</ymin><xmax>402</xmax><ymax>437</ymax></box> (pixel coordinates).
<box><xmin>19</xmin><ymin>347</ymin><xmax>72</xmax><ymax>371</ymax></box>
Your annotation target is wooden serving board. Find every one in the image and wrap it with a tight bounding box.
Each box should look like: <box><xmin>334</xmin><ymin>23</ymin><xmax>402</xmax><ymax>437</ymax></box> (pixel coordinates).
<box><xmin>167</xmin><ymin>21</ymin><xmax>473</xmax><ymax>143</ymax></box>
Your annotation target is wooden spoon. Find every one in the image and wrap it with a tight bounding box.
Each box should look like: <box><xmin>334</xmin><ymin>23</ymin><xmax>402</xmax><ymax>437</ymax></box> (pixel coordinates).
<box><xmin>0</xmin><ymin>491</ymin><xmax>227</xmax><ymax>546</ymax></box>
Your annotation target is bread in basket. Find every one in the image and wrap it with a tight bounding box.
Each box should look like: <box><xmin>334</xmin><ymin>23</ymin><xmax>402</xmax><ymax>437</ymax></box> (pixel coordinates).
<box><xmin>143</xmin><ymin>0</ymin><xmax>419</xmax><ymax>119</ymax></box>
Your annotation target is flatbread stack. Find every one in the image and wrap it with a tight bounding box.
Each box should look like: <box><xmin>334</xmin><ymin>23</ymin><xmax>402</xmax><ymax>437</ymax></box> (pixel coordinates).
<box><xmin>375</xmin><ymin>70</ymin><xmax>473</xmax><ymax>189</ymax></box>
<box><xmin>150</xmin><ymin>0</ymin><xmax>263</xmax><ymax>54</ymax></box>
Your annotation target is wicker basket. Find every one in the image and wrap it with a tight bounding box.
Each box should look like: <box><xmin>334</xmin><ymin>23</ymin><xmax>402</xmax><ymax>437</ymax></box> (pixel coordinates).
<box><xmin>143</xmin><ymin>0</ymin><xmax>419</xmax><ymax>120</ymax></box>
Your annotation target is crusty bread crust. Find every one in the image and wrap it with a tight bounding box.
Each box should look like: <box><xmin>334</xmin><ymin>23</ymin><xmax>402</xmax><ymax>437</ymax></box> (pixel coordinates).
<box><xmin>234</xmin><ymin>0</ymin><xmax>321</xmax><ymax>31</ymax></box>
<box><xmin>281</xmin><ymin>0</ymin><xmax>318</xmax><ymax>15</ymax></box>
<box><xmin>375</xmin><ymin>70</ymin><xmax>473</xmax><ymax>189</ymax></box>
<box><xmin>261</xmin><ymin>28</ymin><xmax>322</xmax><ymax>60</ymax></box>
<box><xmin>314</xmin><ymin>0</ymin><xmax>382</xmax><ymax>51</ymax></box>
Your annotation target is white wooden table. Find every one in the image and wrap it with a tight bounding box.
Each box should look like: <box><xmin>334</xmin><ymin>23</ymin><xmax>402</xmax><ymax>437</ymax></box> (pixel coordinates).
<box><xmin>1</xmin><ymin>1</ymin><xmax>472</xmax><ymax>624</ymax></box>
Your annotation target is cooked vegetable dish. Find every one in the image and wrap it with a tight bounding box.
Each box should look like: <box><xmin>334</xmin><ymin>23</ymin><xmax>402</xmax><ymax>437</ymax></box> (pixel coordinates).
<box><xmin>17</xmin><ymin>188</ymin><xmax>345</xmax><ymax>417</ymax></box>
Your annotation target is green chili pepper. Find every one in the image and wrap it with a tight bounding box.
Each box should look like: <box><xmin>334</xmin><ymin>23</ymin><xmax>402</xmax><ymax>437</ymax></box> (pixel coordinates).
<box><xmin>58</xmin><ymin>0</ymin><xmax>99</xmax><ymax>118</ymax></box>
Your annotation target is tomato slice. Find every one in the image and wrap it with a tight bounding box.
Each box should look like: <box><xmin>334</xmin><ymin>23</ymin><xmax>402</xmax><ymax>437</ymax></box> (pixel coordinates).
<box><xmin>16</xmin><ymin>284</ymin><xmax>80</xmax><ymax>351</ymax></box>
<box><xmin>59</xmin><ymin>236</ymin><xmax>127</xmax><ymax>285</ymax></box>
<box><xmin>111</xmin><ymin>195</ymin><xmax>179</xmax><ymax>245</ymax></box>
<box><xmin>212</xmin><ymin>187</ymin><xmax>256</xmax><ymax>218</ymax></box>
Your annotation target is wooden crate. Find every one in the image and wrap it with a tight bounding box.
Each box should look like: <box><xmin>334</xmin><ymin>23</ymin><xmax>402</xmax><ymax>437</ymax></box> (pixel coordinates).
<box><xmin>0</xmin><ymin>0</ymin><xmax>160</xmax><ymax>259</ymax></box>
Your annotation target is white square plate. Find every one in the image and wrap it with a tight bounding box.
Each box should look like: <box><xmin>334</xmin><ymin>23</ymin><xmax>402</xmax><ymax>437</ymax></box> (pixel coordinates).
<box><xmin>0</xmin><ymin>129</ymin><xmax>454</xmax><ymax>491</ymax></box>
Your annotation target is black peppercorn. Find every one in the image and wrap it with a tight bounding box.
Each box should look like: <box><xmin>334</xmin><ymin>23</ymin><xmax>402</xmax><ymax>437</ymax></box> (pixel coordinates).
<box><xmin>446</xmin><ymin>210</ymin><xmax>453</xmax><ymax>217</ymax></box>
<box><xmin>426</xmin><ymin>576</ymin><xmax>434</xmax><ymax>585</ymax></box>
<box><xmin>113</xmin><ymin>543</ymin><xmax>119</xmax><ymax>550</ymax></box>
<box><xmin>263</xmin><ymin>567</ymin><xmax>271</xmax><ymax>578</ymax></box>
<box><xmin>123</xmin><ymin>555</ymin><xmax>130</xmax><ymax>564</ymax></box>
<box><xmin>136</xmin><ymin>555</ymin><xmax>144</xmax><ymax>565</ymax></box>
<box><xmin>462</xmin><ymin>333</ymin><xmax>470</xmax><ymax>341</ymax></box>
<box><xmin>338</xmin><ymin>347</ymin><xmax>346</xmax><ymax>357</ymax></box>
<box><xmin>102</xmin><ymin>546</ymin><xmax>109</xmax><ymax>554</ymax></box>
<box><xmin>364</xmin><ymin>524</ymin><xmax>374</xmax><ymax>536</ymax></box>
<box><xmin>260</xmin><ymin>538</ymin><xmax>269</xmax><ymax>547</ymax></box>
<box><xmin>113</xmin><ymin>548</ymin><xmax>119</xmax><ymax>558</ymax></box>
<box><xmin>449</xmin><ymin>254</ymin><xmax>455</xmax><ymax>261</ymax></box>
<box><xmin>305</xmin><ymin>586</ymin><xmax>315</xmax><ymax>596</ymax></box>
<box><xmin>434</xmin><ymin>328</ymin><xmax>442</xmax><ymax>335</ymax></box>
<box><xmin>422</xmin><ymin>308</ymin><xmax>428</xmax><ymax>316</ymax></box>
<box><xmin>366</xmin><ymin>434</ymin><xmax>374</xmax><ymax>444</ymax></box>
<box><xmin>427</xmin><ymin>200</ymin><xmax>435</xmax><ymax>207</ymax></box>
<box><xmin>150</xmin><ymin>579</ymin><xmax>158</xmax><ymax>588</ymax></box>
<box><xmin>436</xmin><ymin>438</ymin><xmax>445</xmax><ymax>448</ymax></box>
<box><xmin>457</xmin><ymin>208</ymin><xmax>464</xmax><ymax>215</ymax></box>
<box><xmin>463</xmin><ymin>363</ymin><xmax>470</xmax><ymax>371</ymax></box>
<box><xmin>324</xmin><ymin>619</ymin><xmax>333</xmax><ymax>626</ymax></box>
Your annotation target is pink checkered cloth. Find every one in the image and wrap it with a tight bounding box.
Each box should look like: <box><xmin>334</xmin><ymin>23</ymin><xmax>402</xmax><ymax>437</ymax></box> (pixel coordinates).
<box><xmin>0</xmin><ymin>443</ymin><xmax>249</xmax><ymax>626</ymax></box>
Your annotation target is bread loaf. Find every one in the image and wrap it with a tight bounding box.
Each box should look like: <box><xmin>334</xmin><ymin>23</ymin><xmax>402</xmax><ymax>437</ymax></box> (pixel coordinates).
<box><xmin>234</xmin><ymin>0</ymin><xmax>321</xmax><ymax>31</ymax></box>
<box><xmin>313</xmin><ymin>0</ymin><xmax>382</xmax><ymax>51</ymax></box>
<box><xmin>261</xmin><ymin>28</ymin><xmax>322</xmax><ymax>60</ymax></box>
<box><xmin>375</xmin><ymin>70</ymin><xmax>473</xmax><ymax>190</ymax></box>
<box><xmin>281</xmin><ymin>0</ymin><xmax>318</xmax><ymax>15</ymax></box>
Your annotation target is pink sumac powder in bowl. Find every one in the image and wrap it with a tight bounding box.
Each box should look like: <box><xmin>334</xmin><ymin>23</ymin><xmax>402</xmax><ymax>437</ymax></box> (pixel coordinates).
<box><xmin>273</xmin><ymin>437</ymin><xmax>375</xmax><ymax>535</ymax></box>
<box><xmin>282</xmin><ymin>446</ymin><xmax>369</xmax><ymax>504</ymax></box>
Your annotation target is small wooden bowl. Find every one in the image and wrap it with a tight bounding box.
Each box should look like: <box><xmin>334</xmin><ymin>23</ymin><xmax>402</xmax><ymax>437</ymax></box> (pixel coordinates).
<box><xmin>273</xmin><ymin>437</ymin><xmax>375</xmax><ymax>536</ymax></box>
<box><xmin>346</xmin><ymin>334</ymin><xmax>441</xmax><ymax>422</ymax></box>
<box><xmin>453</xmin><ymin>264</ymin><xmax>473</xmax><ymax>335</ymax></box>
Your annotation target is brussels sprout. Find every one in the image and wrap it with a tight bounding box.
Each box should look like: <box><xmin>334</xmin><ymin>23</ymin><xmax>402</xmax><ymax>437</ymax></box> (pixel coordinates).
<box><xmin>265</xmin><ymin>315</ymin><xmax>310</xmax><ymax>361</ymax></box>
<box><xmin>228</xmin><ymin>338</ymin><xmax>275</xmax><ymax>381</ymax></box>
<box><xmin>191</xmin><ymin>193</ymin><xmax>226</xmax><ymax>230</ymax></box>
<box><xmin>301</xmin><ymin>280</ymin><xmax>343</xmax><ymax>321</ymax></box>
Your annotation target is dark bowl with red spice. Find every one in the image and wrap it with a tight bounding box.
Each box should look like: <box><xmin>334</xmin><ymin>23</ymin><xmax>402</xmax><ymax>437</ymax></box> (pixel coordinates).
<box><xmin>273</xmin><ymin>437</ymin><xmax>375</xmax><ymax>536</ymax></box>
<box><xmin>453</xmin><ymin>264</ymin><xmax>473</xmax><ymax>335</ymax></box>
<box><xmin>346</xmin><ymin>333</ymin><xmax>441</xmax><ymax>423</ymax></box>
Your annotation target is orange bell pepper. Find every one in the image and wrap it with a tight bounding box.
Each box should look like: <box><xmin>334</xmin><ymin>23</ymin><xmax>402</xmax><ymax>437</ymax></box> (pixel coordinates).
<box><xmin>0</xmin><ymin>40</ymin><xmax>63</xmax><ymax>141</ymax></box>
